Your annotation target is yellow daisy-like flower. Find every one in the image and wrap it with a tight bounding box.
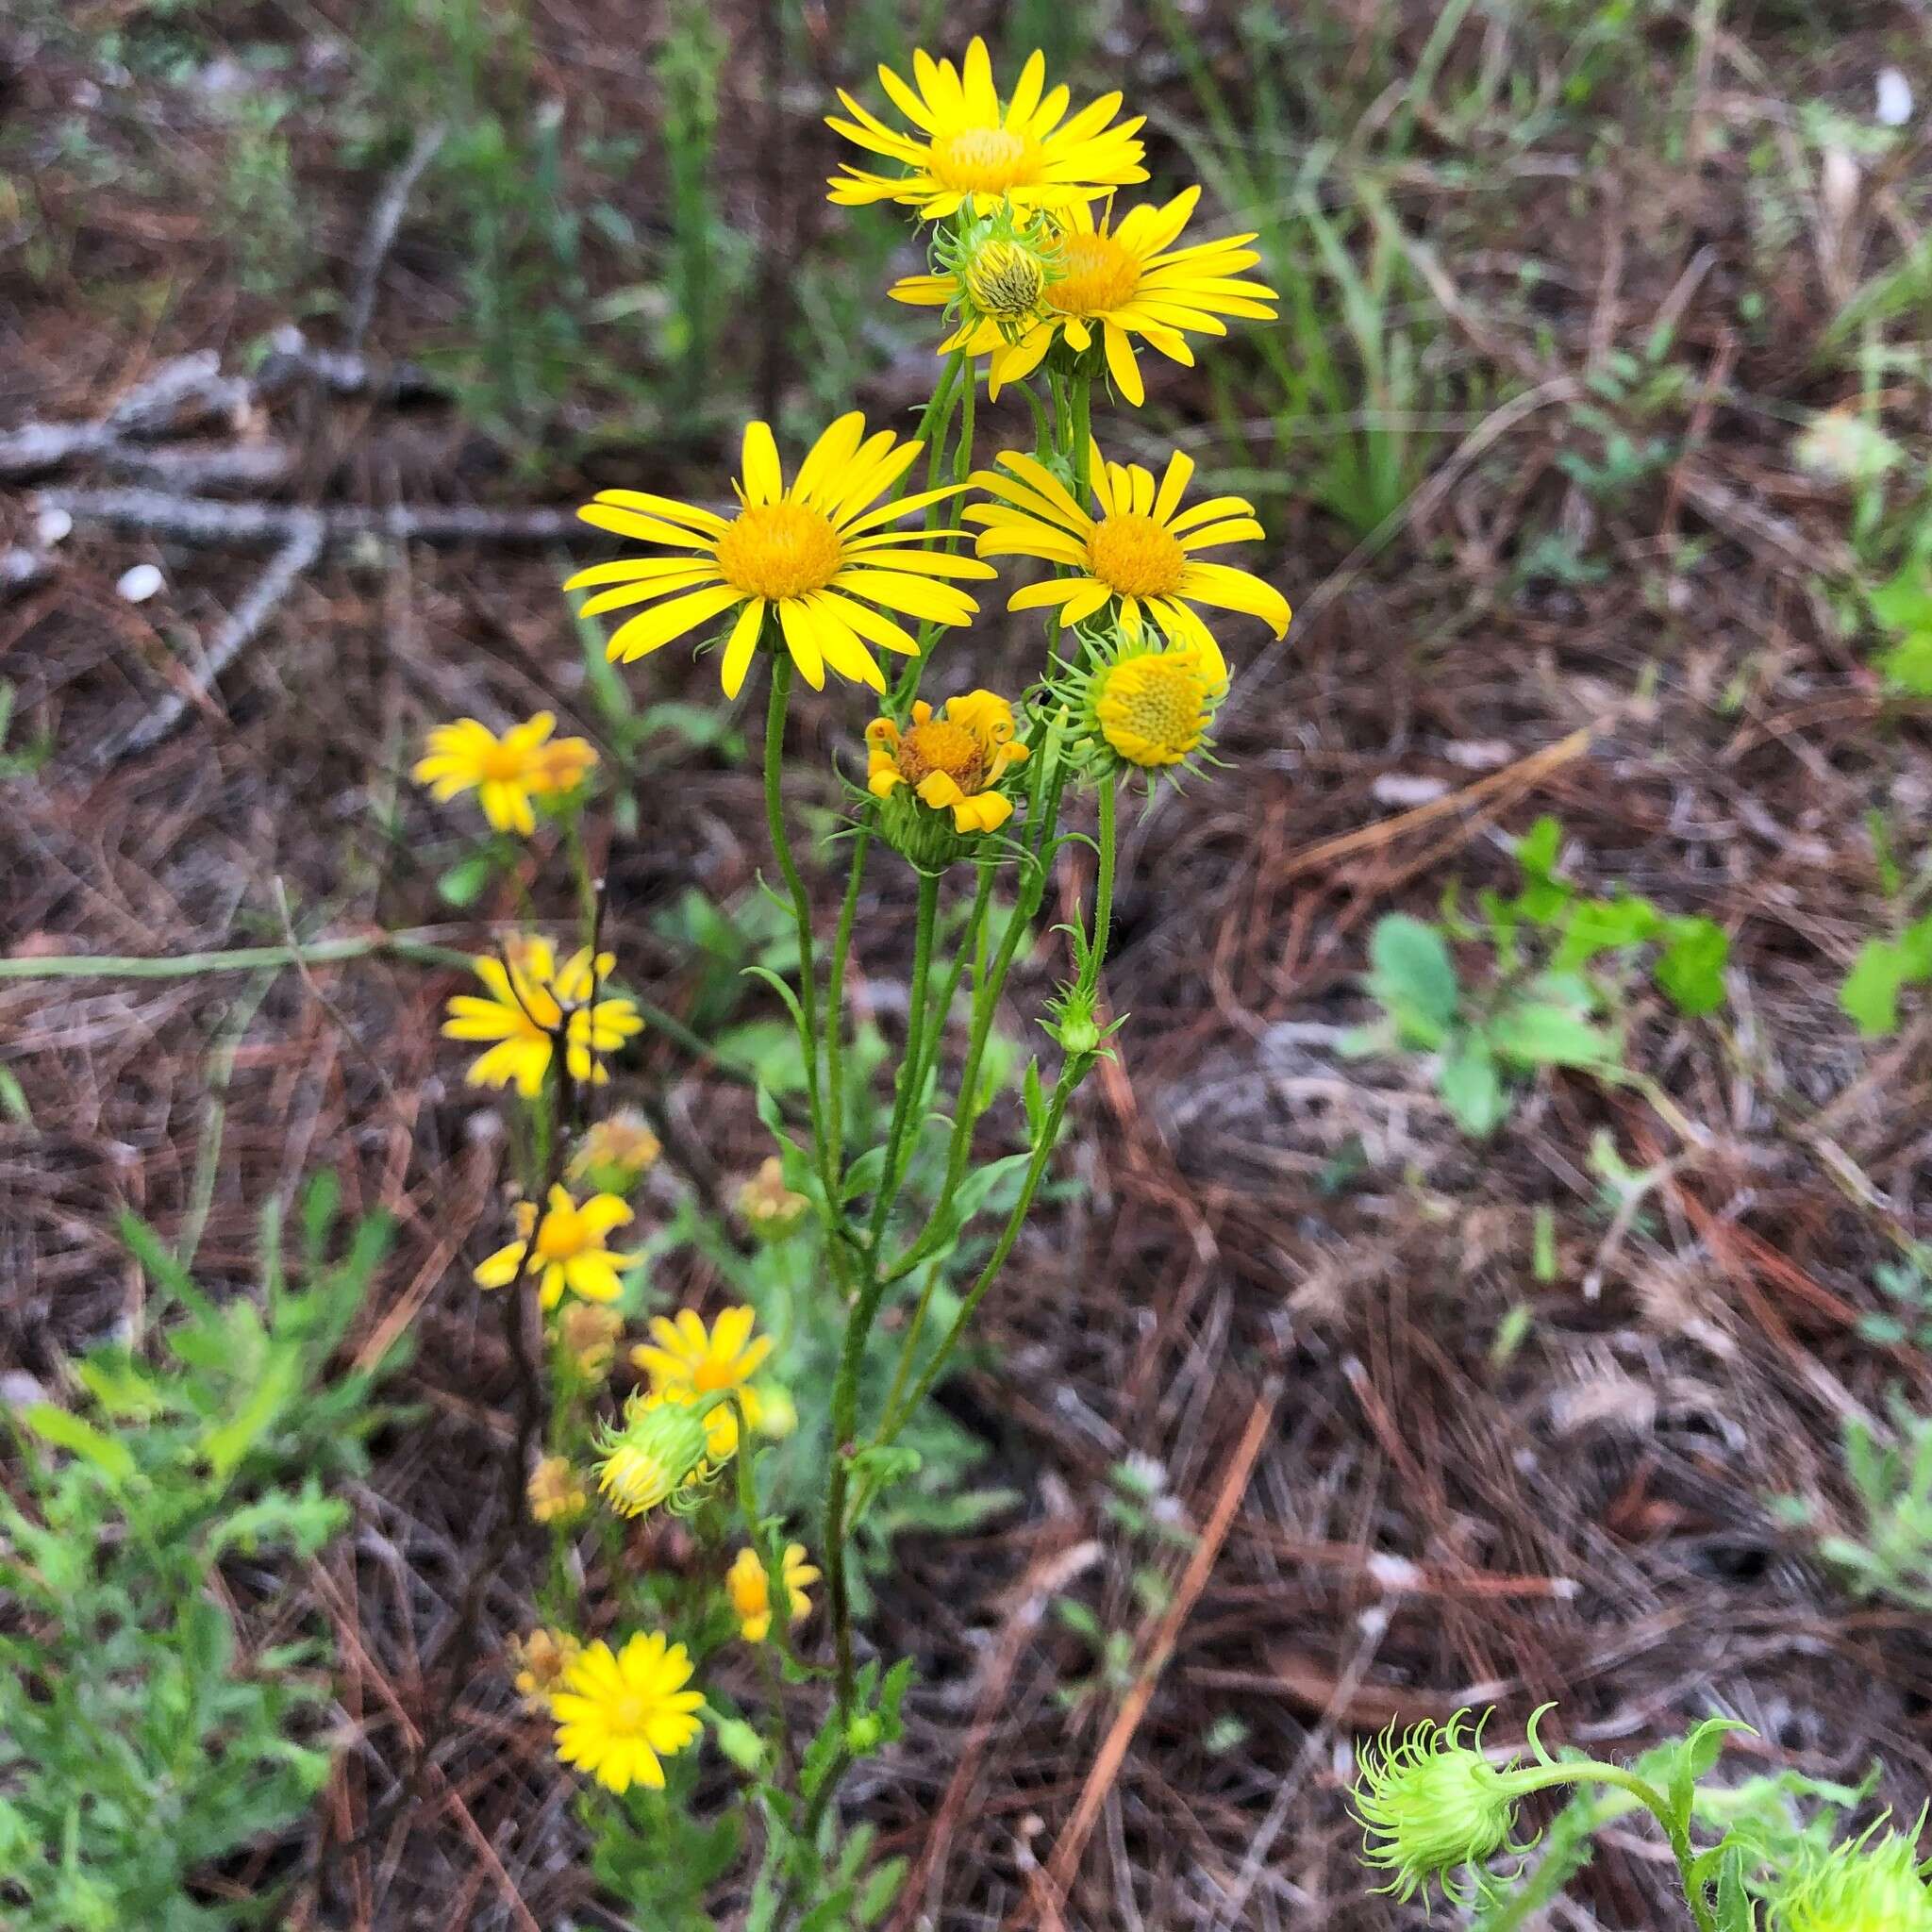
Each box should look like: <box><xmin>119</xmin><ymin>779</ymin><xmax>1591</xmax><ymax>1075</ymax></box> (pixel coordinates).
<box><xmin>631</xmin><ymin>1306</ymin><xmax>772</xmax><ymax>1459</ymax></box>
<box><xmin>475</xmin><ymin>1184</ymin><xmax>640</xmax><ymax>1310</ymax></box>
<box><xmin>725</xmin><ymin>1543</ymin><xmax>820</xmax><ymax>1644</ymax></box>
<box><xmin>552</xmin><ymin>1631</ymin><xmax>705</xmax><ymax>1795</ymax></box>
<box><xmin>826</xmin><ymin>37</ymin><xmax>1147</xmax><ymax>221</ymax></box>
<box><xmin>525</xmin><ymin>1454</ymin><xmax>588</xmax><ymax>1524</ymax></box>
<box><xmin>564</xmin><ymin>414</ymin><xmax>994</xmax><ymax>698</ymax></box>
<box><xmin>441</xmin><ymin>937</ymin><xmax>643</xmax><ymax>1098</ymax></box>
<box><xmin>411</xmin><ymin>712</ymin><xmax>598</xmax><ymax>836</ymax></box>
<box><xmin>508</xmin><ymin>1625</ymin><xmax>580</xmax><ymax>1711</ymax></box>
<box><xmin>893</xmin><ymin>187</ymin><xmax>1277</xmax><ymax>407</ymax></box>
<box><xmin>967</xmin><ymin>442</ymin><xmax>1291</xmax><ymax>677</ymax></box>
<box><xmin>865</xmin><ymin>689</ymin><xmax>1029</xmax><ymax>833</ymax></box>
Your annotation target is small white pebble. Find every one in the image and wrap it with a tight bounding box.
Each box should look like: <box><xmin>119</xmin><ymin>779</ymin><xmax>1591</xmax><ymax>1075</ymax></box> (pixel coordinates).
<box><xmin>1366</xmin><ymin>1552</ymin><xmax>1425</xmax><ymax>1592</ymax></box>
<box><xmin>1444</xmin><ymin>739</ymin><xmax>1513</xmax><ymax>771</ymax></box>
<box><xmin>1877</xmin><ymin>68</ymin><xmax>1913</xmax><ymax>127</ymax></box>
<box><xmin>1372</xmin><ymin>773</ymin><xmax>1449</xmax><ymax>808</ymax></box>
<box><xmin>116</xmin><ymin>562</ymin><xmax>164</xmax><ymax>604</ymax></box>
<box><xmin>35</xmin><ymin>508</ymin><xmax>73</xmax><ymax>546</ymax></box>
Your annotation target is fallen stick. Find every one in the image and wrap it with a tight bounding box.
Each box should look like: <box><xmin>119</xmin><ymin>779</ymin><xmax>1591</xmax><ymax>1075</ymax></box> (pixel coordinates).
<box><xmin>36</xmin><ymin>486</ymin><xmax>578</xmax><ymax>548</ymax></box>
<box><xmin>347</xmin><ymin>123</ymin><xmax>447</xmax><ymax>349</ymax></box>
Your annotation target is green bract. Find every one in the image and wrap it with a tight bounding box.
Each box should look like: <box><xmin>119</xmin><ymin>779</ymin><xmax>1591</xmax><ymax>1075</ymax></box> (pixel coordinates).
<box><xmin>1773</xmin><ymin>1821</ymin><xmax>1932</xmax><ymax>1932</ymax></box>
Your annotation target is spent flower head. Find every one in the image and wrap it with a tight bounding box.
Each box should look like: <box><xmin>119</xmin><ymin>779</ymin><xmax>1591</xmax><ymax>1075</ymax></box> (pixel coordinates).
<box><xmin>508</xmin><ymin>1625</ymin><xmax>581</xmax><ymax>1711</ymax></box>
<box><xmin>568</xmin><ymin>1109</ymin><xmax>662</xmax><ymax>1194</ymax></box>
<box><xmin>525</xmin><ymin>1454</ymin><xmax>588</xmax><ymax>1525</ymax></box>
<box><xmin>1352</xmin><ymin>1709</ymin><xmax>1541</xmax><ymax>1909</ymax></box>
<box><xmin>866</xmin><ymin>688</ymin><xmax>1030</xmax><ymax>870</ymax></box>
<box><xmin>1773</xmin><ymin>1817</ymin><xmax>1932</xmax><ymax>1932</ymax></box>
<box><xmin>736</xmin><ymin>1155</ymin><xmax>808</xmax><ymax>1239</ymax></box>
<box><xmin>559</xmin><ymin>1301</ymin><xmax>625</xmax><ymax>1381</ymax></box>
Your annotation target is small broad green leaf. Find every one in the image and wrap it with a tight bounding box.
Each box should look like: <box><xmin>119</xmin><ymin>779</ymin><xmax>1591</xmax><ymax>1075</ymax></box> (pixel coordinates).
<box><xmin>1868</xmin><ymin>563</ymin><xmax>1932</xmax><ymax>635</ymax></box>
<box><xmin>1655</xmin><ymin>916</ymin><xmax>1729</xmax><ymax>1015</ymax></box>
<box><xmin>857</xmin><ymin>1856</ymin><xmax>908</xmax><ymax>1925</ymax></box>
<box><xmin>21</xmin><ymin>1403</ymin><xmax>138</xmax><ymax>1481</ymax></box>
<box><xmin>1439</xmin><ymin>1036</ymin><xmax>1507</xmax><ymax>1136</ymax></box>
<box><xmin>1514</xmin><ymin>814</ymin><xmax>1562</xmax><ymax>881</ymax></box>
<box><xmin>1879</xmin><ymin>628</ymin><xmax>1932</xmax><ymax>695</ymax></box>
<box><xmin>1840</xmin><ymin>938</ymin><xmax>1912</xmax><ymax>1036</ymax></box>
<box><xmin>1488</xmin><ymin>1001</ymin><xmax>1616</xmax><ymax>1071</ymax></box>
<box><xmin>0</xmin><ymin>1068</ymin><xmax>28</xmax><ymax>1125</ymax></box>
<box><xmin>436</xmin><ymin>850</ymin><xmax>499</xmax><ymax>908</ymax></box>
<box><xmin>1368</xmin><ymin>915</ymin><xmax>1459</xmax><ymax>1036</ymax></box>
<box><xmin>1554</xmin><ymin>892</ymin><xmax>1661</xmax><ymax>968</ymax></box>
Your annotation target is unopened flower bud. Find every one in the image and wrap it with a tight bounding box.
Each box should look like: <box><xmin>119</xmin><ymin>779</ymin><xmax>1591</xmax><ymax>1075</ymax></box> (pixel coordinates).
<box><xmin>593</xmin><ymin>1392</ymin><xmax>719</xmax><ymax>1519</ymax></box>
<box><xmin>1773</xmin><ymin>1819</ymin><xmax>1932</xmax><ymax>1932</ymax></box>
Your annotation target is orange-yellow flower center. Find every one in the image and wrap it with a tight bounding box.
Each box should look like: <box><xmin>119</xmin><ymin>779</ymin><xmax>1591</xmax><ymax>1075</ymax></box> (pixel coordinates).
<box><xmin>1048</xmin><ymin>231</ymin><xmax>1141</xmax><ymax>317</ymax></box>
<box><xmin>536</xmin><ymin>1206</ymin><xmax>588</xmax><ymax>1260</ymax></box>
<box><xmin>714</xmin><ymin>502</ymin><xmax>844</xmax><ymax>601</ymax></box>
<box><xmin>691</xmin><ymin>1356</ymin><xmax>739</xmax><ymax>1392</ymax></box>
<box><xmin>480</xmin><ymin>739</ymin><xmax>536</xmax><ymax>781</ymax></box>
<box><xmin>931</xmin><ymin>125</ymin><xmax>1039</xmax><ymax>194</ymax></box>
<box><xmin>894</xmin><ymin>717</ymin><xmax>987</xmax><ymax>791</ymax></box>
<box><xmin>1087</xmin><ymin>513</ymin><xmax>1186</xmax><ymax>597</ymax></box>
<box><xmin>1095</xmin><ymin>652</ymin><xmax>1213</xmax><ymax>767</ymax></box>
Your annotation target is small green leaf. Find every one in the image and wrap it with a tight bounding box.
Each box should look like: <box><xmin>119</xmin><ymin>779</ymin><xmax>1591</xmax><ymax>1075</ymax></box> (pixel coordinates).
<box><xmin>1368</xmin><ymin>915</ymin><xmax>1459</xmax><ymax>1035</ymax></box>
<box><xmin>1655</xmin><ymin>917</ymin><xmax>1728</xmax><ymax>1015</ymax></box>
<box><xmin>437</xmin><ymin>850</ymin><xmax>499</xmax><ymax>908</ymax></box>
<box><xmin>1840</xmin><ymin>938</ymin><xmax>1911</xmax><ymax>1036</ymax></box>
<box><xmin>1439</xmin><ymin>1036</ymin><xmax>1507</xmax><ymax>1135</ymax></box>
<box><xmin>21</xmin><ymin>1403</ymin><xmax>138</xmax><ymax>1481</ymax></box>
<box><xmin>1488</xmin><ymin>1002</ymin><xmax>1615</xmax><ymax>1071</ymax></box>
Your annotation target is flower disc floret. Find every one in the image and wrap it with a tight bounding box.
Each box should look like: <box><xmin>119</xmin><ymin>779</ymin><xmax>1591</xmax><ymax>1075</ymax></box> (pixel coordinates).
<box><xmin>1352</xmin><ymin>1711</ymin><xmax>1533</xmax><ymax>1908</ymax></box>
<box><xmin>552</xmin><ymin>1631</ymin><xmax>705</xmax><ymax>1794</ymax></box>
<box><xmin>566</xmin><ymin>413</ymin><xmax>995</xmax><ymax>698</ymax></box>
<box><xmin>968</xmin><ymin>441</ymin><xmax>1290</xmax><ymax>678</ymax></box>
<box><xmin>826</xmin><ymin>38</ymin><xmax>1146</xmax><ymax>221</ymax></box>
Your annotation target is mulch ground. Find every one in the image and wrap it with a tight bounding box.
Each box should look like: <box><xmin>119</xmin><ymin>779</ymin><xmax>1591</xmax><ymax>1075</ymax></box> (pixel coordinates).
<box><xmin>6</xmin><ymin>3</ymin><xmax>1932</xmax><ymax>1926</ymax></box>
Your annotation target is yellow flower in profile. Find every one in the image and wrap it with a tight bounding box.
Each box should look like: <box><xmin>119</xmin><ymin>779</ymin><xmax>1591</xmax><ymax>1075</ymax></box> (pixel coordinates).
<box><xmin>968</xmin><ymin>443</ymin><xmax>1291</xmax><ymax>677</ymax></box>
<box><xmin>508</xmin><ymin>1626</ymin><xmax>580</xmax><ymax>1711</ymax></box>
<box><xmin>594</xmin><ymin>1392</ymin><xmax>719</xmax><ymax>1519</ymax></box>
<box><xmin>893</xmin><ymin>188</ymin><xmax>1277</xmax><ymax>407</ymax></box>
<box><xmin>411</xmin><ymin>712</ymin><xmax>598</xmax><ymax>835</ymax></box>
<box><xmin>565</xmin><ymin>414</ymin><xmax>994</xmax><ymax>698</ymax></box>
<box><xmin>631</xmin><ymin>1307</ymin><xmax>771</xmax><ymax>1458</ymax></box>
<box><xmin>826</xmin><ymin>38</ymin><xmax>1147</xmax><ymax>220</ymax></box>
<box><xmin>525</xmin><ymin>1454</ymin><xmax>588</xmax><ymax>1524</ymax></box>
<box><xmin>725</xmin><ymin>1544</ymin><xmax>820</xmax><ymax>1643</ymax></box>
<box><xmin>441</xmin><ymin>937</ymin><xmax>642</xmax><ymax>1097</ymax></box>
<box><xmin>866</xmin><ymin>690</ymin><xmax>1029</xmax><ymax>833</ymax></box>
<box><xmin>552</xmin><ymin>1631</ymin><xmax>705</xmax><ymax>1794</ymax></box>
<box><xmin>475</xmin><ymin>1184</ymin><xmax>639</xmax><ymax>1309</ymax></box>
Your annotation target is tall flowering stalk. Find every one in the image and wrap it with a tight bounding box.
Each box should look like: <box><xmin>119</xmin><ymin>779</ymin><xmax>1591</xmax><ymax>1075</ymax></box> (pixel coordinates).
<box><xmin>417</xmin><ymin>33</ymin><xmax>1291</xmax><ymax>1924</ymax></box>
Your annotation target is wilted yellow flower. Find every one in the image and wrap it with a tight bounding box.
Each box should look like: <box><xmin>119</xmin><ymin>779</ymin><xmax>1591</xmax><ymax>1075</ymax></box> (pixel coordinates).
<box><xmin>569</xmin><ymin>1109</ymin><xmax>662</xmax><ymax>1193</ymax></box>
<box><xmin>866</xmin><ymin>690</ymin><xmax>1029</xmax><ymax>835</ymax></box>
<box><xmin>475</xmin><ymin>1185</ymin><xmax>639</xmax><ymax>1309</ymax></box>
<box><xmin>566</xmin><ymin>414</ymin><xmax>994</xmax><ymax>698</ymax></box>
<box><xmin>826</xmin><ymin>38</ymin><xmax>1147</xmax><ymax>220</ymax></box>
<box><xmin>894</xmin><ymin>188</ymin><xmax>1276</xmax><ymax>406</ymax></box>
<box><xmin>968</xmin><ymin>443</ymin><xmax>1290</xmax><ymax>679</ymax></box>
<box><xmin>735</xmin><ymin>1156</ymin><xmax>808</xmax><ymax>1239</ymax></box>
<box><xmin>525</xmin><ymin>1455</ymin><xmax>588</xmax><ymax>1524</ymax></box>
<box><xmin>559</xmin><ymin>1301</ymin><xmax>625</xmax><ymax>1380</ymax></box>
<box><xmin>725</xmin><ymin>1543</ymin><xmax>820</xmax><ymax>1643</ymax></box>
<box><xmin>631</xmin><ymin>1307</ymin><xmax>771</xmax><ymax>1458</ymax></box>
<box><xmin>508</xmin><ymin>1625</ymin><xmax>581</xmax><ymax>1710</ymax></box>
<box><xmin>412</xmin><ymin>712</ymin><xmax>598</xmax><ymax>835</ymax></box>
<box><xmin>552</xmin><ymin>1631</ymin><xmax>705</xmax><ymax>1794</ymax></box>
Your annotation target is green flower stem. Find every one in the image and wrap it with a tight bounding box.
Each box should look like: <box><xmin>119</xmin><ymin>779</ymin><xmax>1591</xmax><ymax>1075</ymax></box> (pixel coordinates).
<box><xmin>908</xmin><ymin>858</ymin><xmax>992</xmax><ymax>1113</ymax></box>
<box><xmin>1091</xmin><ymin>776</ymin><xmax>1118</xmax><ymax>975</ymax></box>
<box><xmin>874</xmin><ymin>1256</ymin><xmax>943</xmax><ymax>1447</ymax></box>
<box><xmin>0</xmin><ymin>933</ymin><xmax>469</xmax><ymax>979</ymax></box>
<box><xmin>876</xmin><ymin>1073</ymin><xmax>1075</xmax><ymax>1445</ymax></box>
<box><xmin>891</xmin><ymin>350</ymin><xmax>968</xmax><ymax>714</ymax></box>
<box><xmin>761</xmin><ymin>655</ymin><xmax>841</xmax><ymax>1228</ymax></box>
<box><xmin>823</xmin><ymin>817</ymin><xmax>871</xmax><ymax>1174</ymax></box>
<box><xmin>1071</xmin><ymin>367</ymin><xmax>1093</xmax><ymax>491</ymax></box>
<box><xmin>868</xmin><ymin>869</ymin><xmax>941</xmax><ymax>1247</ymax></box>
<box><xmin>1500</xmin><ymin>1762</ymin><xmax>1717</xmax><ymax>1932</ymax></box>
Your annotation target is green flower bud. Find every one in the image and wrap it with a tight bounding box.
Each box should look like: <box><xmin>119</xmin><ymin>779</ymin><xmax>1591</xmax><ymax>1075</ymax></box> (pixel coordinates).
<box><xmin>844</xmin><ymin>1713</ymin><xmax>884</xmax><ymax>1755</ymax></box>
<box><xmin>592</xmin><ymin>1391</ymin><xmax>720</xmax><ymax>1520</ymax></box>
<box><xmin>1774</xmin><ymin>1819</ymin><xmax>1932</xmax><ymax>1932</ymax></box>
<box><xmin>1352</xmin><ymin>1710</ymin><xmax>1532</xmax><ymax>1908</ymax></box>
<box><xmin>712</xmin><ymin>1716</ymin><xmax>768</xmax><ymax>1773</ymax></box>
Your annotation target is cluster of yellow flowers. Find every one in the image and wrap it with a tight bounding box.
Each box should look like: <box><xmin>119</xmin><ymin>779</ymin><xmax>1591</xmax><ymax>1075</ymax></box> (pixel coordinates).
<box><xmin>403</xmin><ymin>36</ymin><xmax>1293</xmax><ymax>1808</ymax></box>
